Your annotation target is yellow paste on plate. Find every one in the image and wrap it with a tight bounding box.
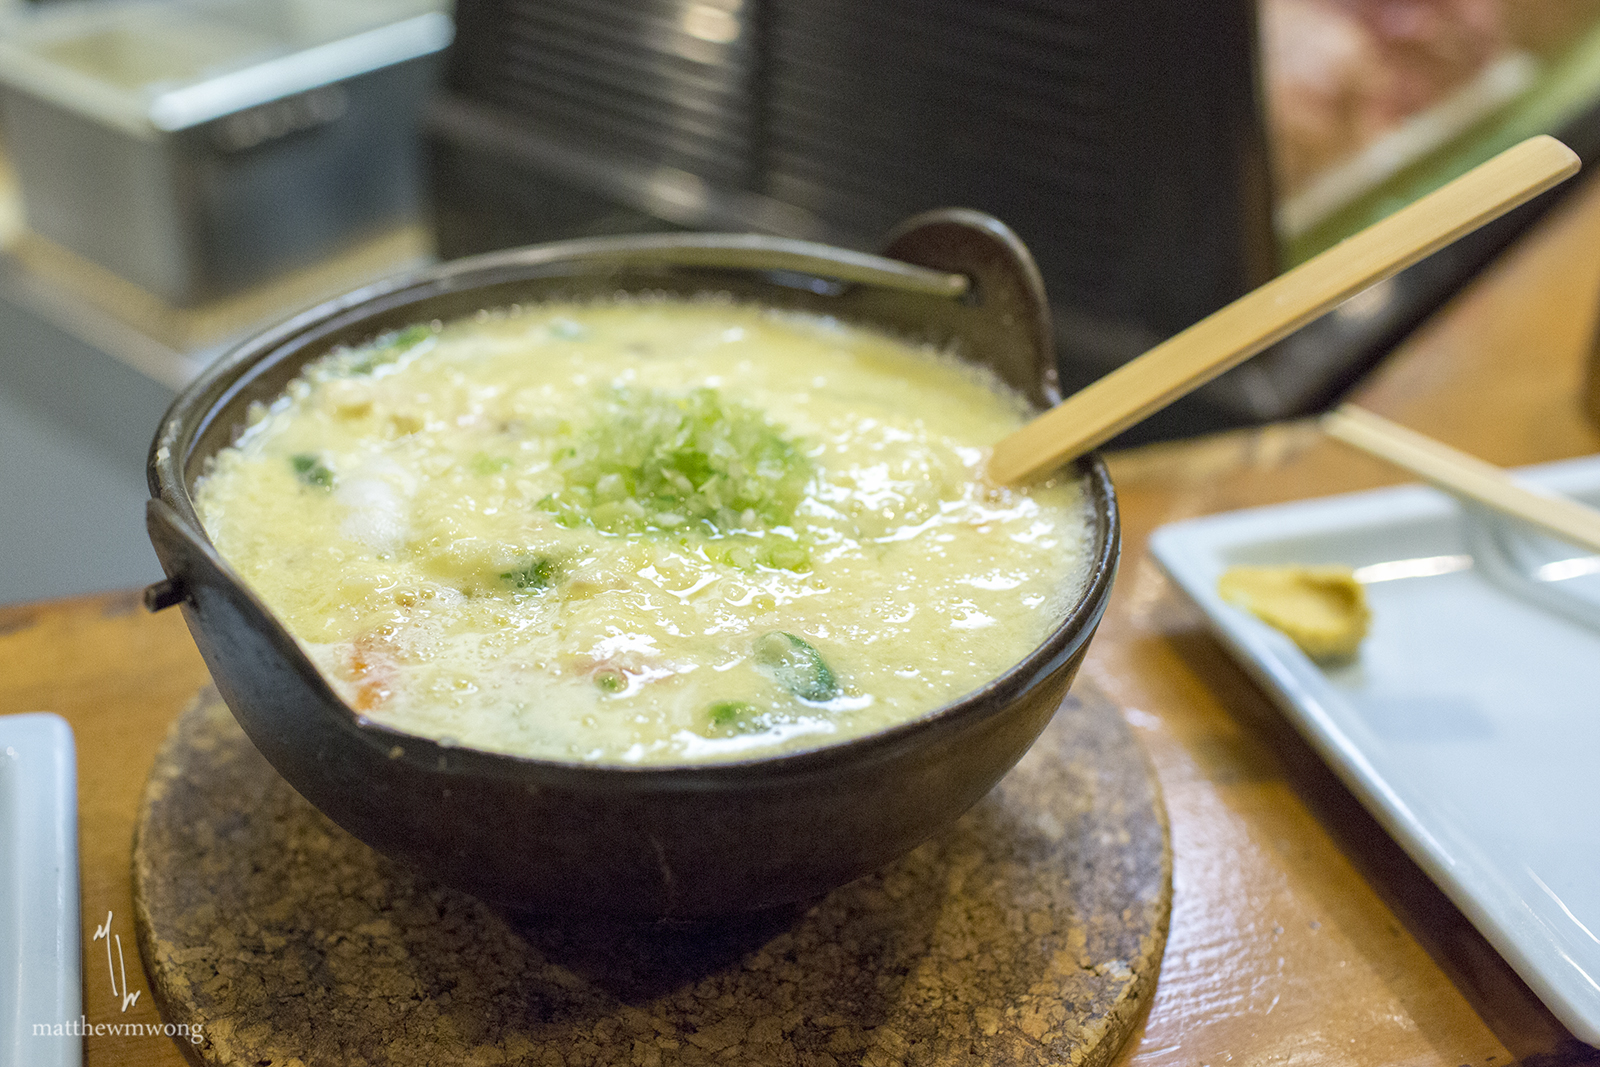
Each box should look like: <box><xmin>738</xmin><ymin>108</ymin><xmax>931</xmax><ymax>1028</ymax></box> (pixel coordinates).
<box><xmin>1217</xmin><ymin>564</ymin><xmax>1369</xmax><ymax>660</ymax></box>
<box><xmin>196</xmin><ymin>299</ymin><xmax>1093</xmax><ymax>763</ymax></box>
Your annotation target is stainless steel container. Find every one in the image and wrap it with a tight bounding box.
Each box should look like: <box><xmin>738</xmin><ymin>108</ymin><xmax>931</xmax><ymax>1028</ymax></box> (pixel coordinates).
<box><xmin>0</xmin><ymin>0</ymin><xmax>452</xmax><ymax>305</ymax></box>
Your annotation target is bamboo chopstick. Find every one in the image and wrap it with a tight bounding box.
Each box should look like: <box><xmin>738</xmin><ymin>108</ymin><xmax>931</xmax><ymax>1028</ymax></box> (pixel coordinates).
<box><xmin>1323</xmin><ymin>404</ymin><xmax>1600</xmax><ymax>554</ymax></box>
<box><xmin>987</xmin><ymin>135</ymin><xmax>1580</xmax><ymax>484</ymax></box>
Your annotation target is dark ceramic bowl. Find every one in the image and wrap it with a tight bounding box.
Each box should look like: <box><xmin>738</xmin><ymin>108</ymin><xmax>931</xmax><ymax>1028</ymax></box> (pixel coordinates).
<box><xmin>144</xmin><ymin>210</ymin><xmax>1120</xmax><ymax>919</ymax></box>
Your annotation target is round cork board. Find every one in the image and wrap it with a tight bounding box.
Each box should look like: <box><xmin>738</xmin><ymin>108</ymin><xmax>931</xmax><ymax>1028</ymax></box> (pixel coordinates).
<box><xmin>134</xmin><ymin>681</ymin><xmax>1170</xmax><ymax>1067</ymax></box>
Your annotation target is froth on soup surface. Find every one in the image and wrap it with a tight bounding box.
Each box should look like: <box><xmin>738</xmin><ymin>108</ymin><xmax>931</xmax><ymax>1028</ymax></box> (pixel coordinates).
<box><xmin>196</xmin><ymin>299</ymin><xmax>1093</xmax><ymax>764</ymax></box>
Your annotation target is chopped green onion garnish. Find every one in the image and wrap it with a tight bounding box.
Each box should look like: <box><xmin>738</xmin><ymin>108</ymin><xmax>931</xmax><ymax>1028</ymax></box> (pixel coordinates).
<box><xmin>470</xmin><ymin>453</ymin><xmax>512</xmax><ymax>475</ymax></box>
<box><xmin>538</xmin><ymin>387</ymin><xmax>812</xmax><ymax>554</ymax></box>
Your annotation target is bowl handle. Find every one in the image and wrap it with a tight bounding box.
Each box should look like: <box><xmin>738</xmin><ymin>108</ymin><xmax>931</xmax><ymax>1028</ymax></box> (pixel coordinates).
<box><xmin>880</xmin><ymin>209</ymin><xmax>1058</xmax><ymax>408</ymax></box>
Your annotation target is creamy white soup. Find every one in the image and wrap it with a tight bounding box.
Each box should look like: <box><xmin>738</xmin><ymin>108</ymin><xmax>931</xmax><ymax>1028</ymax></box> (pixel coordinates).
<box><xmin>196</xmin><ymin>299</ymin><xmax>1093</xmax><ymax>764</ymax></box>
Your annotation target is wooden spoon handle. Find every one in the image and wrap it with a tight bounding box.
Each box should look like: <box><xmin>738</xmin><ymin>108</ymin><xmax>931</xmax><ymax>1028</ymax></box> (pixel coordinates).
<box><xmin>1324</xmin><ymin>404</ymin><xmax>1600</xmax><ymax>554</ymax></box>
<box><xmin>987</xmin><ymin>135</ymin><xmax>1580</xmax><ymax>484</ymax></box>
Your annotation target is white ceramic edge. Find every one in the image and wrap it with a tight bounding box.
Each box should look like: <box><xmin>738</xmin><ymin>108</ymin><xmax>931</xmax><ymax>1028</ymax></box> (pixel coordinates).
<box><xmin>0</xmin><ymin>713</ymin><xmax>82</xmax><ymax>1067</ymax></box>
<box><xmin>1146</xmin><ymin>454</ymin><xmax>1600</xmax><ymax>1046</ymax></box>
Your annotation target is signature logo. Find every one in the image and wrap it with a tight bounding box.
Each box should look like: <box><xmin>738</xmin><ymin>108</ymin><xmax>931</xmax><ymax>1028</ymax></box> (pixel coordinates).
<box><xmin>91</xmin><ymin>910</ymin><xmax>140</xmax><ymax>1012</ymax></box>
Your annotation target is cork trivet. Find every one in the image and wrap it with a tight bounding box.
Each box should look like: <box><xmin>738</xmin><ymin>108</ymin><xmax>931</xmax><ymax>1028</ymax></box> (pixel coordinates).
<box><xmin>134</xmin><ymin>681</ymin><xmax>1171</xmax><ymax>1067</ymax></box>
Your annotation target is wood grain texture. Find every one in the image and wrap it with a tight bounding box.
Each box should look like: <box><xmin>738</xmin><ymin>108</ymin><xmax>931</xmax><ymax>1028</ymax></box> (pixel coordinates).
<box><xmin>132</xmin><ymin>683</ymin><xmax>1169</xmax><ymax>1067</ymax></box>
<box><xmin>0</xmin><ymin>592</ymin><xmax>210</xmax><ymax>1067</ymax></box>
<box><xmin>7</xmin><ymin>165</ymin><xmax>1600</xmax><ymax>1067</ymax></box>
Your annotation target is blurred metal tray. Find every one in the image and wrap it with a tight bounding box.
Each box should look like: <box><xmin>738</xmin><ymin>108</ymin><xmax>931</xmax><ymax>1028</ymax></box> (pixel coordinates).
<box><xmin>0</xmin><ymin>0</ymin><xmax>450</xmax><ymax>305</ymax></box>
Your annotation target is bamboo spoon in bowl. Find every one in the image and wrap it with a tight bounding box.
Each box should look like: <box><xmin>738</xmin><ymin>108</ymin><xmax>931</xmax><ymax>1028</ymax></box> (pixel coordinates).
<box><xmin>986</xmin><ymin>134</ymin><xmax>1582</xmax><ymax>486</ymax></box>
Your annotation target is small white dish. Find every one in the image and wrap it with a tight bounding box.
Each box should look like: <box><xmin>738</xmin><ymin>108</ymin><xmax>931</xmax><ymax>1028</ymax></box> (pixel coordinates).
<box><xmin>0</xmin><ymin>713</ymin><xmax>82</xmax><ymax>1067</ymax></box>
<box><xmin>1149</xmin><ymin>453</ymin><xmax>1600</xmax><ymax>1046</ymax></box>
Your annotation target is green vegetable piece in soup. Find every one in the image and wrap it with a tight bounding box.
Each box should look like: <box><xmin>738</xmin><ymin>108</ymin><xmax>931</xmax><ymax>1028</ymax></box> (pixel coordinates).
<box><xmin>290</xmin><ymin>453</ymin><xmax>334</xmax><ymax>489</ymax></box>
<box><xmin>753</xmin><ymin>632</ymin><xmax>840</xmax><ymax>702</ymax></box>
<box><xmin>346</xmin><ymin>324</ymin><xmax>432</xmax><ymax>375</ymax></box>
<box><xmin>705</xmin><ymin>700</ymin><xmax>761</xmax><ymax>735</ymax></box>
<box><xmin>501</xmin><ymin>556</ymin><xmax>559</xmax><ymax>591</ymax></box>
<box><xmin>470</xmin><ymin>453</ymin><xmax>512</xmax><ymax>476</ymax></box>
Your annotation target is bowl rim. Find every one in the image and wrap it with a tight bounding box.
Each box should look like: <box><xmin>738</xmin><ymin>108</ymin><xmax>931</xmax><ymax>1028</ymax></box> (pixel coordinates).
<box><xmin>148</xmin><ymin>230</ymin><xmax>1121</xmax><ymax>787</ymax></box>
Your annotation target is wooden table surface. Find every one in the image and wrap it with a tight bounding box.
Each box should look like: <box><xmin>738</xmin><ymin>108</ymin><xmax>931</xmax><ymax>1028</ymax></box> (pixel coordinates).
<box><xmin>6</xmin><ymin>177</ymin><xmax>1600</xmax><ymax>1066</ymax></box>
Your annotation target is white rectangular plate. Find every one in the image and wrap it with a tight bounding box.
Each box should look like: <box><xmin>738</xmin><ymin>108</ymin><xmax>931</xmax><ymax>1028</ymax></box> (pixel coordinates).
<box><xmin>1149</xmin><ymin>454</ymin><xmax>1600</xmax><ymax>1045</ymax></box>
<box><xmin>0</xmin><ymin>713</ymin><xmax>82</xmax><ymax>1067</ymax></box>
